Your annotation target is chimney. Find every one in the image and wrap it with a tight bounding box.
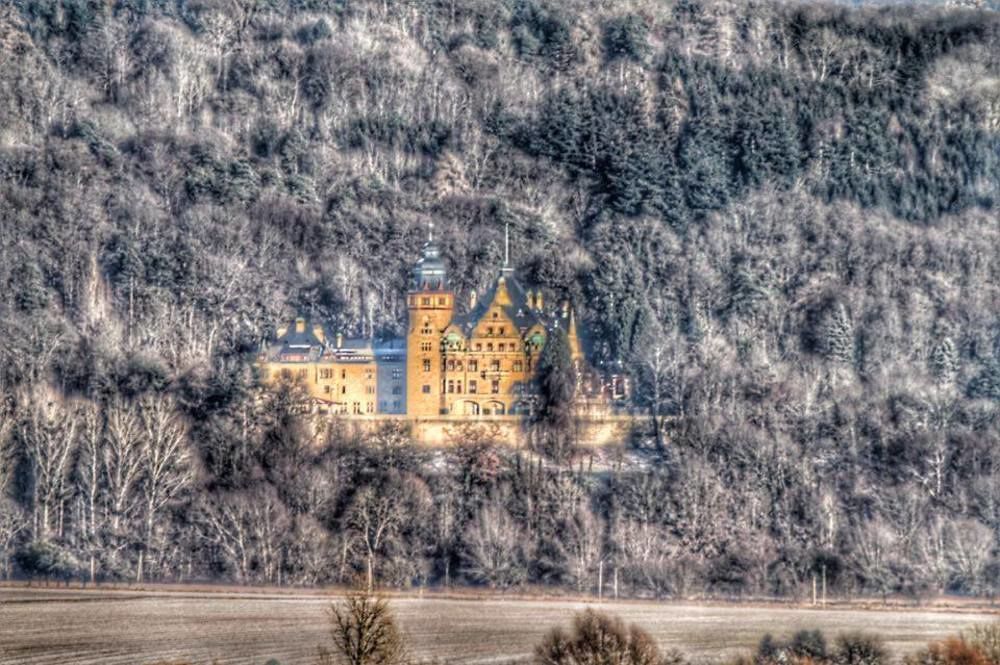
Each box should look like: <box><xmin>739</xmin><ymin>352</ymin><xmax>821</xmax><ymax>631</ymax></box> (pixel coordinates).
<box><xmin>295</xmin><ymin>317</ymin><xmax>306</xmax><ymax>333</ymax></box>
<box><xmin>313</xmin><ymin>324</ymin><xmax>325</xmax><ymax>345</ymax></box>
<box><xmin>336</xmin><ymin>332</ymin><xmax>343</xmax><ymax>349</ymax></box>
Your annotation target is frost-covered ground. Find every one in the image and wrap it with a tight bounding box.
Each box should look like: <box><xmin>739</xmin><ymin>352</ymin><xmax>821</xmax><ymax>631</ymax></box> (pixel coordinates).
<box><xmin>1</xmin><ymin>588</ymin><xmax>996</xmax><ymax>665</ymax></box>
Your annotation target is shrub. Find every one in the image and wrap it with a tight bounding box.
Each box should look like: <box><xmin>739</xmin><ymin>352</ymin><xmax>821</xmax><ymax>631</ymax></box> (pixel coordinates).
<box><xmin>964</xmin><ymin>624</ymin><xmax>1000</xmax><ymax>665</ymax></box>
<box><xmin>835</xmin><ymin>633</ymin><xmax>888</xmax><ymax>665</ymax></box>
<box><xmin>534</xmin><ymin>609</ymin><xmax>672</xmax><ymax>665</ymax></box>
<box><xmin>905</xmin><ymin>638</ymin><xmax>990</xmax><ymax>665</ymax></box>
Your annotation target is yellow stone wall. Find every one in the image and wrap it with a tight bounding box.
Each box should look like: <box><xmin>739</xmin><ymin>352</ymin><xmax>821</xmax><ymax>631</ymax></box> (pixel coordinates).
<box><xmin>440</xmin><ymin>300</ymin><xmax>544</xmax><ymax>417</ymax></box>
<box><xmin>406</xmin><ymin>290</ymin><xmax>455</xmax><ymax>417</ymax></box>
<box><xmin>260</xmin><ymin>359</ymin><xmax>376</xmax><ymax>415</ymax></box>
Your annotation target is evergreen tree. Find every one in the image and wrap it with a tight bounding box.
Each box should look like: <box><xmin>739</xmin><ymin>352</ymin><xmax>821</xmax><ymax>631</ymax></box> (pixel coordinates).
<box><xmin>929</xmin><ymin>336</ymin><xmax>959</xmax><ymax>386</ymax></box>
<box><xmin>823</xmin><ymin>303</ymin><xmax>855</xmax><ymax>365</ymax></box>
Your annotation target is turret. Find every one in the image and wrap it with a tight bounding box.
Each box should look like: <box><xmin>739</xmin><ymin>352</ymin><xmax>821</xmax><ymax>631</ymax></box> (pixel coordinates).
<box><xmin>406</xmin><ymin>228</ymin><xmax>455</xmax><ymax>417</ymax></box>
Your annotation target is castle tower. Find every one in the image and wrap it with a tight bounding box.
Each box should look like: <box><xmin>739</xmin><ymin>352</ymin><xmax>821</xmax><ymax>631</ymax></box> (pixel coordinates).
<box><xmin>406</xmin><ymin>228</ymin><xmax>455</xmax><ymax>417</ymax></box>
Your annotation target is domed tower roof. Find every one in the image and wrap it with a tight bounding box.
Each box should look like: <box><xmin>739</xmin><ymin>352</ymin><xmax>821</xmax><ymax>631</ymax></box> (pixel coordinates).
<box><xmin>411</xmin><ymin>224</ymin><xmax>449</xmax><ymax>291</ymax></box>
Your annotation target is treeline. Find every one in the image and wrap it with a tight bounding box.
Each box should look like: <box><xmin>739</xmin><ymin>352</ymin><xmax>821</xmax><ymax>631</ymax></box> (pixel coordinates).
<box><xmin>1</xmin><ymin>0</ymin><xmax>1000</xmax><ymax>596</ymax></box>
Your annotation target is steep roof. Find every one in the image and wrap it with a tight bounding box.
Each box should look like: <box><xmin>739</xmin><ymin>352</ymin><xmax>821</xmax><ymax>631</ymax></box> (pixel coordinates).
<box><xmin>453</xmin><ymin>271</ymin><xmax>546</xmax><ymax>336</ymax></box>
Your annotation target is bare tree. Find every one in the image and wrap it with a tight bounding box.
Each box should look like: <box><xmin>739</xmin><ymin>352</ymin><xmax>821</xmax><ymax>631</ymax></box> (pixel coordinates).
<box><xmin>534</xmin><ymin>609</ymin><xmax>667</xmax><ymax>665</ymax></box>
<box><xmin>0</xmin><ymin>497</ymin><xmax>26</xmax><ymax>580</ymax></box>
<box><xmin>102</xmin><ymin>398</ymin><xmax>145</xmax><ymax>571</ymax></box>
<box><xmin>76</xmin><ymin>402</ymin><xmax>105</xmax><ymax>584</ymax></box>
<box><xmin>462</xmin><ymin>499</ymin><xmax>528</xmax><ymax>590</ymax></box>
<box><xmin>322</xmin><ymin>591</ymin><xmax>407</xmax><ymax>665</ymax></box>
<box><xmin>136</xmin><ymin>395</ymin><xmax>194</xmax><ymax>582</ymax></box>
<box><xmin>559</xmin><ymin>508</ymin><xmax>605</xmax><ymax>593</ymax></box>
<box><xmin>199</xmin><ymin>485</ymin><xmax>290</xmax><ymax>585</ymax></box>
<box><xmin>348</xmin><ymin>485</ymin><xmax>404</xmax><ymax>592</ymax></box>
<box><xmin>20</xmin><ymin>390</ymin><xmax>78</xmax><ymax>539</ymax></box>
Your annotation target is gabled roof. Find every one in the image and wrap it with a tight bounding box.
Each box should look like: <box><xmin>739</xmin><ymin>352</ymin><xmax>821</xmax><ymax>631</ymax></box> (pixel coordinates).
<box><xmin>453</xmin><ymin>271</ymin><xmax>546</xmax><ymax>336</ymax></box>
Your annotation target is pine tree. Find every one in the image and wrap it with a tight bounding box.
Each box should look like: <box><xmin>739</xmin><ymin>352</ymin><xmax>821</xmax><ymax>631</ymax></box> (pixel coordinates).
<box><xmin>929</xmin><ymin>336</ymin><xmax>959</xmax><ymax>386</ymax></box>
<box><xmin>823</xmin><ymin>303</ymin><xmax>854</xmax><ymax>365</ymax></box>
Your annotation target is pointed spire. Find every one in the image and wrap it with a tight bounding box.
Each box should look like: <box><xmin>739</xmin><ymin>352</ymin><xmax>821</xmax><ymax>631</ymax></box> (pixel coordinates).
<box><xmin>501</xmin><ymin>222</ymin><xmax>513</xmax><ymax>273</ymax></box>
<box><xmin>504</xmin><ymin>222</ymin><xmax>509</xmax><ymax>267</ymax></box>
<box><xmin>567</xmin><ymin>305</ymin><xmax>583</xmax><ymax>361</ymax></box>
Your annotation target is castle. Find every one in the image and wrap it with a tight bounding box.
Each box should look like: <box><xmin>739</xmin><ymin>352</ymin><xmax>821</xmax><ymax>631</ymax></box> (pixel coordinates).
<box><xmin>257</xmin><ymin>231</ymin><xmax>628</xmax><ymax>427</ymax></box>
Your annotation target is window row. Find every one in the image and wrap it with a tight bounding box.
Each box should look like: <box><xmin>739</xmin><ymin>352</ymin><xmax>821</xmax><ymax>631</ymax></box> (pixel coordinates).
<box><xmin>446</xmin><ymin>379</ymin><xmax>501</xmax><ymax>394</ymax></box>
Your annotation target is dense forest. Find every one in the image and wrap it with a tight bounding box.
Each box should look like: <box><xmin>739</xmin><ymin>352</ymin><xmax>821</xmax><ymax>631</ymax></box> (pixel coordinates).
<box><xmin>1</xmin><ymin>0</ymin><xmax>1000</xmax><ymax>598</ymax></box>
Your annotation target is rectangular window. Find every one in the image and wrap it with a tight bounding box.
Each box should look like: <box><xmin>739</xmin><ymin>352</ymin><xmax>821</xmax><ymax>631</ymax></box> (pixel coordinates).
<box><xmin>366</xmin><ymin>385</ymin><xmax>375</xmax><ymax>394</ymax></box>
<box><xmin>423</xmin><ymin>359</ymin><xmax>431</xmax><ymax>372</ymax></box>
<box><xmin>490</xmin><ymin>360</ymin><xmax>500</xmax><ymax>372</ymax></box>
<box><xmin>438</xmin><ymin>297</ymin><xmax>446</xmax><ymax>305</ymax></box>
<box><xmin>341</xmin><ymin>369</ymin><xmax>346</xmax><ymax>380</ymax></box>
<box><xmin>456</xmin><ymin>381</ymin><xmax>462</xmax><ymax>393</ymax></box>
<box><xmin>498</xmin><ymin>343</ymin><xmax>505</xmax><ymax>352</ymax></box>
<box><xmin>422</xmin><ymin>297</ymin><xmax>431</xmax><ymax>306</ymax></box>
<box><xmin>513</xmin><ymin>360</ymin><xmax>523</xmax><ymax>372</ymax></box>
<box><xmin>499</xmin><ymin>327</ymin><xmax>505</xmax><ymax>336</ymax></box>
<box><xmin>422</xmin><ymin>384</ymin><xmax>431</xmax><ymax>394</ymax></box>
<box><xmin>324</xmin><ymin>385</ymin><xmax>332</xmax><ymax>393</ymax></box>
<box><xmin>366</xmin><ymin>402</ymin><xmax>374</xmax><ymax>413</ymax></box>
<box><xmin>447</xmin><ymin>380</ymin><xmax>454</xmax><ymax>394</ymax></box>
<box><xmin>491</xmin><ymin>380</ymin><xmax>500</xmax><ymax>394</ymax></box>
<box><xmin>487</xmin><ymin>327</ymin><xmax>494</xmax><ymax>336</ymax></box>
<box><xmin>392</xmin><ymin>386</ymin><xmax>402</xmax><ymax>395</ymax></box>
<box><xmin>392</xmin><ymin>368</ymin><xmax>402</xmax><ymax>380</ymax></box>
<box><xmin>341</xmin><ymin>386</ymin><xmax>346</xmax><ymax>394</ymax></box>
<box><xmin>475</xmin><ymin>343</ymin><xmax>482</xmax><ymax>351</ymax></box>
<box><xmin>447</xmin><ymin>359</ymin><xmax>455</xmax><ymax>371</ymax></box>
<box><xmin>469</xmin><ymin>380</ymin><xmax>477</xmax><ymax>394</ymax></box>
<box><xmin>468</xmin><ymin>360</ymin><xmax>478</xmax><ymax>372</ymax></box>
<box><xmin>421</xmin><ymin>342</ymin><xmax>432</xmax><ymax>352</ymax></box>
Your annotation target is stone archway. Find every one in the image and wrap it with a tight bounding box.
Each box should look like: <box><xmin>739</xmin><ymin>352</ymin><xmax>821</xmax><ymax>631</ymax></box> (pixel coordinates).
<box><xmin>462</xmin><ymin>400</ymin><xmax>481</xmax><ymax>416</ymax></box>
<box><xmin>487</xmin><ymin>401</ymin><xmax>505</xmax><ymax>415</ymax></box>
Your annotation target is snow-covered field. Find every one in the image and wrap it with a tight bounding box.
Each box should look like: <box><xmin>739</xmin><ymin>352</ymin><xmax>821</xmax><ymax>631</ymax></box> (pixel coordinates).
<box><xmin>1</xmin><ymin>588</ymin><xmax>996</xmax><ymax>665</ymax></box>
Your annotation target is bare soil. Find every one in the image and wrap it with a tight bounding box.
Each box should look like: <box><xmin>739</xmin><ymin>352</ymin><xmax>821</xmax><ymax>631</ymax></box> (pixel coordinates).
<box><xmin>1</xmin><ymin>586</ymin><xmax>996</xmax><ymax>665</ymax></box>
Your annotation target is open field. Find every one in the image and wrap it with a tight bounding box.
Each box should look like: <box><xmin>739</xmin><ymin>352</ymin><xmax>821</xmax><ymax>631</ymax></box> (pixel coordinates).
<box><xmin>1</xmin><ymin>588</ymin><xmax>997</xmax><ymax>665</ymax></box>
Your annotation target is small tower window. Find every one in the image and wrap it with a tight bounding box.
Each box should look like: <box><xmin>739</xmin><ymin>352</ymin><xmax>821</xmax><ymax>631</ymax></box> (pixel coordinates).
<box><xmin>422</xmin><ymin>297</ymin><xmax>431</xmax><ymax>306</ymax></box>
<box><xmin>423</xmin><ymin>359</ymin><xmax>431</xmax><ymax>372</ymax></box>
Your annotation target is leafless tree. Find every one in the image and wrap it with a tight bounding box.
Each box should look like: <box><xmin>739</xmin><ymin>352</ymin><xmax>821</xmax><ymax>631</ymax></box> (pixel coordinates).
<box><xmin>0</xmin><ymin>497</ymin><xmax>26</xmax><ymax>580</ymax></box>
<box><xmin>534</xmin><ymin>609</ymin><xmax>667</xmax><ymax>665</ymax></box>
<box><xmin>348</xmin><ymin>485</ymin><xmax>404</xmax><ymax>592</ymax></box>
<box><xmin>20</xmin><ymin>390</ymin><xmax>78</xmax><ymax>539</ymax></box>
<box><xmin>135</xmin><ymin>395</ymin><xmax>194</xmax><ymax>582</ymax></box>
<box><xmin>322</xmin><ymin>591</ymin><xmax>407</xmax><ymax>665</ymax></box>
<box><xmin>462</xmin><ymin>499</ymin><xmax>528</xmax><ymax>590</ymax></box>
<box><xmin>102</xmin><ymin>398</ymin><xmax>144</xmax><ymax>568</ymax></box>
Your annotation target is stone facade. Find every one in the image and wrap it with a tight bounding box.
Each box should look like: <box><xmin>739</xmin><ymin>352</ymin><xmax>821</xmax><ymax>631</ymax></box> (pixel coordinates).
<box><xmin>257</xmin><ymin>236</ymin><xmax>629</xmax><ymax>426</ymax></box>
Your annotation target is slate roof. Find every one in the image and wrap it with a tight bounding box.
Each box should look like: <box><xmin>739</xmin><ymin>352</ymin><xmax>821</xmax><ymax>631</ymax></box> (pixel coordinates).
<box><xmin>452</xmin><ymin>270</ymin><xmax>547</xmax><ymax>337</ymax></box>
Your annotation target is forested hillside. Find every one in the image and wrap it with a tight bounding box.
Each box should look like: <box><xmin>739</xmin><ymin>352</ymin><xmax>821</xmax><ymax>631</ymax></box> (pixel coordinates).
<box><xmin>1</xmin><ymin>0</ymin><xmax>1000</xmax><ymax>597</ymax></box>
